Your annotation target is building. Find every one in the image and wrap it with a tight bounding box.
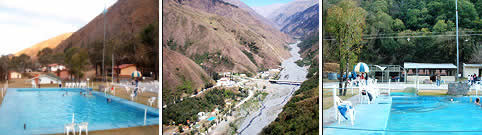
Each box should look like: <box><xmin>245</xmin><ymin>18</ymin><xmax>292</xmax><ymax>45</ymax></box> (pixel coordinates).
<box><xmin>8</xmin><ymin>71</ymin><xmax>22</xmax><ymax>79</ymax></box>
<box><xmin>403</xmin><ymin>62</ymin><xmax>457</xmax><ymax>82</ymax></box>
<box><xmin>48</xmin><ymin>64</ymin><xmax>66</xmax><ymax>72</ymax></box>
<box><xmin>38</xmin><ymin>74</ymin><xmax>62</xmax><ymax>84</ymax></box>
<box><xmin>463</xmin><ymin>63</ymin><xmax>482</xmax><ymax>77</ymax></box>
<box><xmin>114</xmin><ymin>64</ymin><xmax>137</xmax><ymax>77</ymax></box>
<box><xmin>57</xmin><ymin>70</ymin><xmax>70</xmax><ymax>80</ymax></box>
<box><xmin>216</xmin><ymin>77</ymin><xmax>235</xmax><ymax>87</ymax></box>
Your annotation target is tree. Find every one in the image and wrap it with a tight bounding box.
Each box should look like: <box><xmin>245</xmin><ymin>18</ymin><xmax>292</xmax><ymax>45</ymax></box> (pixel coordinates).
<box><xmin>37</xmin><ymin>48</ymin><xmax>55</xmax><ymax>67</ymax></box>
<box><xmin>393</xmin><ymin>19</ymin><xmax>406</xmax><ymax>32</ymax></box>
<box><xmin>64</xmin><ymin>47</ymin><xmax>90</xmax><ymax>80</ymax></box>
<box><xmin>432</xmin><ymin>20</ymin><xmax>448</xmax><ymax>32</ymax></box>
<box><xmin>326</xmin><ymin>0</ymin><xmax>366</xmax><ymax>96</ymax></box>
<box><xmin>9</xmin><ymin>54</ymin><xmax>32</xmax><ymax>73</ymax></box>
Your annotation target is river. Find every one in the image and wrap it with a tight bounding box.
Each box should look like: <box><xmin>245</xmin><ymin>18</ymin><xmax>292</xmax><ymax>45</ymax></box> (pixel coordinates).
<box><xmin>237</xmin><ymin>41</ymin><xmax>308</xmax><ymax>135</ymax></box>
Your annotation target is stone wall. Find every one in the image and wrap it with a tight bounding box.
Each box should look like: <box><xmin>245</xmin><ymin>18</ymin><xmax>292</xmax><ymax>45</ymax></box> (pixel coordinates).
<box><xmin>448</xmin><ymin>83</ymin><xmax>469</xmax><ymax>95</ymax></box>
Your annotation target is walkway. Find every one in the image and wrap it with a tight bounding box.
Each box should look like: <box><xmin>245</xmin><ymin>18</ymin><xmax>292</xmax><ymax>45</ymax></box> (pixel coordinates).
<box><xmin>323</xmin><ymin>95</ymin><xmax>392</xmax><ymax>135</ymax></box>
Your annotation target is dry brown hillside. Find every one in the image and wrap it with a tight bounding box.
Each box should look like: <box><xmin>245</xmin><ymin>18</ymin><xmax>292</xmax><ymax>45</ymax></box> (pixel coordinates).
<box><xmin>15</xmin><ymin>32</ymin><xmax>73</xmax><ymax>59</ymax></box>
<box><xmin>162</xmin><ymin>48</ymin><xmax>213</xmax><ymax>93</ymax></box>
<box><xmin>55</xmin><ymin>0</ymin><xmax>158</xmax><ymax>52</ymax></box>
<box><xmin>163</xmin><ymin>0</ymin><xmax>292</xmax><ymax>72</ymax></box>
<box><xmin>162</xmin><ymin>0</ymin><xmax>294</xmax><ymax>92</ymax></box>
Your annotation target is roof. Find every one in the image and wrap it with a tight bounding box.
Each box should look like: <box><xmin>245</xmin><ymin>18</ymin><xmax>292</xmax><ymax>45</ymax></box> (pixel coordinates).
<box><xmin>115</xmin><ymin>64</ymin><xmax>136</xmax><ymax>69</ymax></box>
<box><xmin>463</xmin><ymin>63</ymin><xmax>482</xmax><ymax>68</ymax></box>
<box><xmin>404</xmin><ymin>62</ymin><xmax>457</xmax><ymax>69</ymax></box>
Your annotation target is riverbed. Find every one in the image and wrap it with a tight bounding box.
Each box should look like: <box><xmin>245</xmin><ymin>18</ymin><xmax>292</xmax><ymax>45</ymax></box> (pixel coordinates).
<box><xmin>237</xmin><ymin>41</ymin><xmax>308</xmax><ymax>135</ymax></box>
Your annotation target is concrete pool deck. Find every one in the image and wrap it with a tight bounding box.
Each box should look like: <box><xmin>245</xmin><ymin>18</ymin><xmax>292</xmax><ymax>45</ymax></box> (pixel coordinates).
<box><xmin>323</xmin><ymin>95</ymin><xmax>392</xmax><ymax>135</ymax></box>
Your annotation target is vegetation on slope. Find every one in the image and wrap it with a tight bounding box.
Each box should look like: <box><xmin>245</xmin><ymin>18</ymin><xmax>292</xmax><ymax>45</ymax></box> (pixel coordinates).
<box><xmin>323</xmin><ymin>0</ymin><xmax>482</xmax><ymax>64</ymax></box>
<box><xmin>162</xmin><ymin>88</ymin><xmax>247</xmax><ymax>125</ymax></box>
<box><xmin>262</xmin><ymin>66</ymin><xmax>319</xmax><ymax>135</ymax></box>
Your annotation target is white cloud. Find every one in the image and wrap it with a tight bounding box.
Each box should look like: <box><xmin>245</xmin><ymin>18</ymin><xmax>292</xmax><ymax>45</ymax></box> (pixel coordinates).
<box><xmin>0</xmin><ymin>0</ymin><xmax>117</xmax><ymax>55</ymax></box>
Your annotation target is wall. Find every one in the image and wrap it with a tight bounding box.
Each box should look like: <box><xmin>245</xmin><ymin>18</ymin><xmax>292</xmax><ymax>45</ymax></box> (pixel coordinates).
<box><xmin>407</xmin><ymin>75</ymin><xmax>455</xmax><ymax>82</ymax></box>
<box><xmin>463</xmin><ymin>67</ymin><xmax>479</xmax><ymax>77</ymax></box>
<box><xmin>120</xmin><ymin>66</ymin><xmax>137</xmax><ymax>77</ymax></box>
<box><xmin>39</xmin><ymin>77</ymin><xmax>61</xmax><ymax>84</ymax></box>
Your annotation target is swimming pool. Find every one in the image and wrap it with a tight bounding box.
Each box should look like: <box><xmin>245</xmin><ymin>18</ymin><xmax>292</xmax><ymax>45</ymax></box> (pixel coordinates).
<box><xmin>208</xmin><ymin>116</ymin><xmax>216</xmax><ymax>121</ymax></box>
<box><xmin>0</xmin><ymin>88</ymin><xmax>159</xmax><ymax>134</ymax></box>
<box><xmin>324</xmin><ymin>94</ymin><xmax>482</xmax><ymax>134</ymax></box>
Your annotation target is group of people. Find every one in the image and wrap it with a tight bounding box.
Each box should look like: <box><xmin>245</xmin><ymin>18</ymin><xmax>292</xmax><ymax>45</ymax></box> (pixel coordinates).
<box><xmin>468</xmin><ymin>74</ymin><xmax>479</xmax><ymax>85</ymax></box>
<box><xmin>348</xmin><ymin>72</ymin><xmax>368</xmax><ymax>87</ymax></box>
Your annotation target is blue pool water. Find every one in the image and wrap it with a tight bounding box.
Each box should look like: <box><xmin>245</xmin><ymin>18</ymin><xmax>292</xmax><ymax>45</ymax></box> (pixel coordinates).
<box><xmin>388</xmin><ymin>96</ymin><xmax>482</xmax><ymax>133</ymax></box>
<box><xmin>0</xmin><ymin>88</ymin><xmax>159</xmax><ymax>134</ymax></box>
<box><xmin>208</xmin><ymin>116</ymin><xmax>216</xmax><ymax>121</ymax></box>
<box><xmin>324</xmin><ymin>94</ymin><xmax>482</xmax><ymax>134</ymax></box>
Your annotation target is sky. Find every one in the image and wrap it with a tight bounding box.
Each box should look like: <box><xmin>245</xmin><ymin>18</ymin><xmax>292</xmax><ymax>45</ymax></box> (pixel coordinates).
<box><xmin>0</xmin><ymin>0</ymin><xmax>117</xmax><ymax>55</ymax></box>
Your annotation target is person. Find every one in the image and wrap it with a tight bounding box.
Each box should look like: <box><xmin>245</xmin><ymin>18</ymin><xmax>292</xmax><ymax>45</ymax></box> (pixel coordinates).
<box><xmin>436</xmin><ymin>74</ymin><xmax>441</xmax><ymax>87</ymax></box>
<box><xmin>476</xmin><ymin>97</ymin><xmax>480</xmax><ymax>105</ymax></box>
<box><xmin>361</xmin><ymin>89</ymin><xmax>373</xmax><ymax>102</ymax></box>
<box><xmin>107</xmin><ymin>98</ymin><xmax>112</xmax><ymax>103</ymax></box>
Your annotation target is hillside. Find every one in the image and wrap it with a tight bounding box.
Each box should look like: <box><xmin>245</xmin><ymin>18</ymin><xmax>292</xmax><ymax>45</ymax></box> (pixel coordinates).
<box><xmin>323</xmin><ymin>0</ymin><xmax>482</xmax><ymax>65</ymax></box>
<box><xmin>162</xmin><ymin>48</ymin><xmax>213</xmax><ymax>103</ymax></box>
<box><xmin>162</xmin><ymin>0</ymin><xmax>293</xmax><ymax>92</ymax></box>
<box><xmin>280</xmin><ymin>4</ymin><xmax>319</xmax><ymax>38</ymax></box>
<box><xmin>268</xmin><ymin>0</ymin><xmax>318</xmax><ymax>29</ymax></box>
<box><xmin>15</xmin><ymin>32</ymin><xmax>73</xmax><ymax>59</ymax></box>
<box><xmin>54</xmin><ymin>0</ymin><xmax>159</xmax><ymax>52</ymax></box>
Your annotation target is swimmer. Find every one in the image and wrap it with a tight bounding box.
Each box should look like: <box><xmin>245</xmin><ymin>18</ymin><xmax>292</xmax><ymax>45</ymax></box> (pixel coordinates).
<box><xmin>476</xmin><ymin>97</ymin><xmax>480</xmax><ymax>105</ymax></box>
<box><xmin>450</xmin><ymin>98</ymin><xmax>454</xmax><ymax>102</ymax></box>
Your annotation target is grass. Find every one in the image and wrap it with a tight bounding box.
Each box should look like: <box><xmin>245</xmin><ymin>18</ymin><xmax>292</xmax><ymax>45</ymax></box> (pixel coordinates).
<box><xmin>50</xmin><ymin>125</ymin><xmax>159</xmax><ymax>135</ymax></box>
<box><xmin>322</xmin><ymin>88</ymin><xmax>358</xmax><ymax>110</ymax></box>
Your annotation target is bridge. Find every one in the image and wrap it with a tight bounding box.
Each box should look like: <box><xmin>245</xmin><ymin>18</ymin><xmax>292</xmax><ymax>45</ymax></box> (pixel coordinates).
<box><xmin>268</xmin><ymin>80</ymin><xmax>303</xmax><ymax>85</ymax></box>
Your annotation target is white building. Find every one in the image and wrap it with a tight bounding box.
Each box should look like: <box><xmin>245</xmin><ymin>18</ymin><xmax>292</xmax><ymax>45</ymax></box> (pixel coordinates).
<box><xmin>463</xmin><ymin>63</ymin><xmax>482</xmax><ymax>77</ymax></box>
<box><xmin>38</xmin><ymin>74</ymin><xmax>61</xmax><ymax>84</ymax></box>
<box><xmin>403</xmin><ymin>62</ymin><xmax>457</xmax><ymax>82</ymax></box>
<box><xmin>48</xmin><ymin>64</ymin><xmax>66</xmax><ymax>72</ymax></box>
<box><xmin>216</xmin><ymin>77</ymin><xmax>235</xmax><ymax>87</ymax></box>
<box><xmin>198</xmin><ymin>112</ymin><xmax>207</xmax><ymax>121</ymax></box>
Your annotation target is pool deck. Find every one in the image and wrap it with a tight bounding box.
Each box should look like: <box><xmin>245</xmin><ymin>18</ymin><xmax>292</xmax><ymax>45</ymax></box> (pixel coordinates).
<box><xmin>323</xmin><ymin>95</ymin><xmax>392</xmax><ymax>135</ymax></box>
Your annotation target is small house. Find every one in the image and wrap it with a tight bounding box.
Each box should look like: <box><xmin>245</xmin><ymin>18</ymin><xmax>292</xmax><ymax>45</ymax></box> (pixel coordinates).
<box><xmin>38</xmin><ymin>74</ymin><xmax>61</xmax><ymax>84</ymax></box>
<box><xmin>8</xmin><ymin>71</ymin><xmax>22</xmax><ymax>79</ymax></box>
<box><xmin>114</xmin><ymin>64</ymin><xmax>137</xmax><ymax>78</ymax></box>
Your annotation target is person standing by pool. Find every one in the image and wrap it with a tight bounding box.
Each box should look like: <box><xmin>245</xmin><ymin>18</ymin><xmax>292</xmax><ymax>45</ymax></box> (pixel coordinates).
<box><xmin>436</xmin><ymin>74</ymin><xmax>441</xmax><ymax>87</ymax></box>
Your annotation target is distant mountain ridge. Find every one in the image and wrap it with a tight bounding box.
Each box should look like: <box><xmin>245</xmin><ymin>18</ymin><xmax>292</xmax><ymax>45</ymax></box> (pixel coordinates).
<box><xmin>280</xmin><ymin>4</ymin><xmax>319</xmax><ymax>38</ymax></box>
<box><xmin>268</xmin><ymin>0</ymin><xmax>318</xmax><ymax>29</ymax></box>
<box><xmin>15</xmin><ymin>32</ymin><xmax>73</xmax><ymax>59</ymax></box>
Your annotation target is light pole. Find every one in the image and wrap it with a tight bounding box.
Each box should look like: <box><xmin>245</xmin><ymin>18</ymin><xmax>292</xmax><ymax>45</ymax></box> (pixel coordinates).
<box><xmin>102</xmin><ymin>0</ymin><xmax>107</xmax><ymax>82</ymax></box>
<box><xmin>456</xmin><ymin>0</ymin><xmax>460</xmax><ymax>81</ymax></box>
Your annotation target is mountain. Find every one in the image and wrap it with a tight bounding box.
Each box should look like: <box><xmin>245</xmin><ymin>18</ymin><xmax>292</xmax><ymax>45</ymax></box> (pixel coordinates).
<box><xmin>268</xmin><ymin>0</ymin><xmax>318</xmax><ymax>29</ymax></box>
<box><xmin>280</xmin><ymin>4</ymin><xmax>319</xmax><ymax>38</ymax></box>
<box><xmin>162</xmin><ymin>48</ymin><xmax>213</xmax><ymax>102</ymax></box>
<box><xmin>162</xmin><ymin>0</ymin><xmax>293</xmax><ymax>91</ymax></box>
<box><xmin>252</xmin><ymin>3</ymin><xmax>286</xmax><ymax>18</ymax></box>
<box><xmin>54</xmin><ymin>0</ymin><xmax>159</xmax><ymax>52</ymax></box>
<box><xmin>15</xmin><ymin>32</ymin><xmax>73</xmax><ymax>59</ymax></box>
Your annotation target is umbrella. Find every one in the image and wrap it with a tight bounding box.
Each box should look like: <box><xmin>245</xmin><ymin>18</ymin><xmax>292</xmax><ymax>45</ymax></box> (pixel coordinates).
<box><xmin>132</xmin><ymin>71</ymin><xmax>142</xmax><ymax>78</ymax></box>
<box><xmin>353</xmin><ymin>62</ymin><xmax>369</xmax><ymax>73</ymax></box>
